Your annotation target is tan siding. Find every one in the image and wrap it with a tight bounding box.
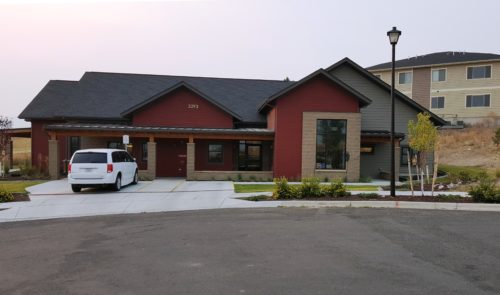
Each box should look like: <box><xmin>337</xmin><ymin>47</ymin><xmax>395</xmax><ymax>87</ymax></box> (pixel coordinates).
<box><xmin>412</xmin><ymin>67</ymin><xmax>431</xmax><ymax>108</ymax></box>
<box><xmin>370</xmin><ymin>60</ymin><xmax>500</xmax><ymax>121</ymax></box>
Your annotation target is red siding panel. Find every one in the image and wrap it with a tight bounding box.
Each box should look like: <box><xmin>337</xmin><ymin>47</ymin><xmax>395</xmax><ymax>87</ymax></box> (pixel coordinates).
<box><xmin>273</xmin><ymin>75</ymin><xmax>360</xmax><ymax>179</ymax></box>
<box><xmin>194</xmin><ymin>140</ymin><xmax>236</xmax><ymax>171</ymax></box>
<box><xmin>133</xmin><ymin>87</ymin><xmax>233</xmax><ymax>128</ymax></box>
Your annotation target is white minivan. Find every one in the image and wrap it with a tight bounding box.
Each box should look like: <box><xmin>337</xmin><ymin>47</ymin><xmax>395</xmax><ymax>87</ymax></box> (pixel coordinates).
<box><xmin>68</xmin><ymin>149</ymin><xmax>139</xmax><ymax>192</ymax></box>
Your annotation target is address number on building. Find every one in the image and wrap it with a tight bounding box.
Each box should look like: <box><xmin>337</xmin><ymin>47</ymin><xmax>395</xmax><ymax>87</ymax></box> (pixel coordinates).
<box><xmin>188</xmin><ymin>104</ymin><xmax>199</xmax><ymax>109</ymax></box>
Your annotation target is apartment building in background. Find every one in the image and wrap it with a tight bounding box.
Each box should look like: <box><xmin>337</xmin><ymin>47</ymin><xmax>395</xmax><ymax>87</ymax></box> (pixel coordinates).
<box><xmin>367</xmin><ymin>51</ymin><xmax>500</xmax><ymax>125</ymax></box>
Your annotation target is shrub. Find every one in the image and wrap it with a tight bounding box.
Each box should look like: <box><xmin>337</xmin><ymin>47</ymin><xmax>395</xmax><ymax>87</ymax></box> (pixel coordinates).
<box><xmin>273</xmin><ymin>177</ymin><xmax>299</xmax><ymax>199</ymax></box>
<box><xmin>358</xmin><ymin>193</ymin><xmax>379</xmax><ymax>199</ymax></box>
<box><xmin>493</xmin><ymin>127</ymin><xmax>500</xmax><ymax>146</ymax></box>
<box><xmin>0</xmin><ymin>187</ymin><xmax>14</xmax><ymax>203</ymax></box>
<box><xmin>436</xmin><ymin>194</ymin><xmax>464</xmax><ymax>202</ymax></box>
<box><xmin>236</xmin><ymin>174</ymin><xmax>243</xmax><ymax>182</ymax></box>
<box><xmin>138</xmin><ymin>174</ymin><xmax>154</xmax><ymax>181</ymax></box>
<box><xmin>469</xmin><ymin>178</ymin><xmax>500</xmax><ymax>203</ymax></box>
<box><xmin>300</xmin><ymin>178</ymin><xmax>322</xmax><ymax>198</ymax></box>
<box><xmin>249</xmin><ymin>175</ymin><xmax>257</xmax><ymax>182</ymax></box>
<box><xmin>439</xmin><ymin>164</ymin><xmax>486</xmax><ymax>183</ymax></box>
<box><xmin>323</xmin><ymin>179</ymin><xmax>348</xmax><ymax>197</ymax></box>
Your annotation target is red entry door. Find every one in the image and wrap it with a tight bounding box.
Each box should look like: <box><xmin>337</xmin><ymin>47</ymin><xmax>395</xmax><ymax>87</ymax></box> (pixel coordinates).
<box><xmin>156</xmin><ymin>139</ymin><xmax>187</xmax><ymax>177</ymax></box>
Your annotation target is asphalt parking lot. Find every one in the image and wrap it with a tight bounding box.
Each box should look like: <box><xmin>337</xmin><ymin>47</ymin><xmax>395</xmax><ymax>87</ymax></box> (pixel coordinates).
<box><xmin>1</xmin><ymin>208</ymin><xmax>499</xmax><ymax>294</ymax></box>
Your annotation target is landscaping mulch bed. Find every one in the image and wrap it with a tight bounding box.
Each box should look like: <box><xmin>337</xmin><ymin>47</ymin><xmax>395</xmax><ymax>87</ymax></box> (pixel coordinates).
<box><xmin>243</xmin><ymin>194</ymin><xmax>474</xmax><ymax>203</ymax></box>
<box><xmin>1</xmin><ymin>193</ymin><xmax>31</xmax><ymax>203</ymax></box>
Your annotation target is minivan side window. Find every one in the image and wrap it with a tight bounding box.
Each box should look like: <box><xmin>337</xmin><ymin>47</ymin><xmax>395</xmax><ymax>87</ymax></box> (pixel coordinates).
<box><xmin>112</xmin><ymin>152</ymin><xmax>124</xmax><ymax>163</ymax></box>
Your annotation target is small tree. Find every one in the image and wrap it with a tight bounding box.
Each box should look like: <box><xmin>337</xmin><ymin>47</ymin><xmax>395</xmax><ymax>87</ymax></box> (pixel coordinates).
<box><xmin>408</xmin><ymin>113</ymin><xmax>438</xmax><ymax>195</ymax></box>
<box><xmin>0</xmin><ymin>116</ymin><xmax>13</xmax><ymax>177</ymax></box>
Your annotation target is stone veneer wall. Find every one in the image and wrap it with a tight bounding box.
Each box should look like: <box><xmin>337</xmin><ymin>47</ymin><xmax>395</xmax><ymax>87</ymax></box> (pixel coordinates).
<box><xmin>301</xmin><ymin>112</ymin><xmax>361</xmax><ymax>182</ymax></box>
<box><xmin>191</xmin><ymin>171</ymin><xmax>274</xmax><ymax>181</ymax></box>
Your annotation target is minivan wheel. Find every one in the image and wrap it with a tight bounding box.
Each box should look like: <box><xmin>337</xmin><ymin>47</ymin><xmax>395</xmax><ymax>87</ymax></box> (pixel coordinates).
<box><xmin>71</xmin><ymin>185</ymin><xmax>82</xmax><ymax>193</ymax></box>
<box><xmin>113</xmin><ymin>175</ymin><xmax>122</xmax><ymax>191</ymax></box>
<box><xmin>132</xmin><ymin>170</ymin><xmax>139</xmax><ymax>185</ymax></box>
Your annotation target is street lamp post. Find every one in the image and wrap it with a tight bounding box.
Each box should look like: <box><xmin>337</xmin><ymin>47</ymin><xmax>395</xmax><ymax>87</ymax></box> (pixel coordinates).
<box><xmin>387</xmin><ymin>26</ymin><xmax>401</xmax><ymax>198</ymax></box>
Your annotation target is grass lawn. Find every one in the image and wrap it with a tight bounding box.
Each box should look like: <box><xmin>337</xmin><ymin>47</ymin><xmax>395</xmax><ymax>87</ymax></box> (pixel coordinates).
<box><xmin>0</xmin><ymin>181</ymin><xmax>46</xmax><ymax>193</ymax></box>
<box><xmin>233</xmin><ymin>183</ymin><xmax>378</xmax><ymax>193</ymax></box>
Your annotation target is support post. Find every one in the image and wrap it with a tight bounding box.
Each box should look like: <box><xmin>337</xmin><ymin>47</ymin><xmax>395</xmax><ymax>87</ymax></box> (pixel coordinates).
<box><xmin>147</xmin><ymin>140</ymin><xmax>156</xmax><ymax>178</ymax></box>
<box><xmin>186</xmin><ymin>141</ymin><xmax>195</xmax><ymax>180</ymax></box>
<box><xmin>48</xmin><ymin>139</ymin><xmax>59</xmax><ymax>180</ymax></box>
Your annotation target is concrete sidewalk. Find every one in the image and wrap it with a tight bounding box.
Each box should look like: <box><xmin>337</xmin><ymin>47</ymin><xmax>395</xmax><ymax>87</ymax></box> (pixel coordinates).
<box><xmin>0</xmin><ymin>180</ymin><xmax>499</xmax><ymax>223</ymax></box>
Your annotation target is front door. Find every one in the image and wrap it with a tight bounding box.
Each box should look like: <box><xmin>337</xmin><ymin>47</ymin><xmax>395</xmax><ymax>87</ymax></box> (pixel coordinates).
<box><xmin>156</xmin><ymin>139</ymin><xmax>187</xmax><ymax>177</ymax></box>
<box><xmin>246</xmin><ymin>144</ymin><xmax>262</xmax><ymax>171</ymax></box>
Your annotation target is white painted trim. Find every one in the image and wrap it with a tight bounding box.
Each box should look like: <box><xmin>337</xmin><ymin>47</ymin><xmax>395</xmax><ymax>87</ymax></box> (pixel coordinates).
<box><xmin>464</xmin><ymin>93</ymin><xmax>492</xmax><ymax>108</ymax></box>
<box><xmin>431</xmin><ymin>85</ymin><xmax>500</xmax><ymax>92</ymax></box>
<box><xmin>431</xmin><ymin>67</ymin><xmax>447</xmax><ymax>83</ymax></box>
<box><xmin>397</xmin><ymin>70</ymin><xmax>413</xmax><ymax>85</ymax></box>
<box><xmin>466</xmin><ymin>64</ymin><xmax>493</xmax><ymax>80</ymax></box>
<box><xmin>430</xmin><ymin>95</ymin><xmax>445</xmax><ymax>109</ymax></box>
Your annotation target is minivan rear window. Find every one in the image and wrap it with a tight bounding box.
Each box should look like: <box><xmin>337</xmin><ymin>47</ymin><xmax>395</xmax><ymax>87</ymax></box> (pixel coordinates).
<box><xmin>72</xmin><ymin>152</ymin><xmax>108</xmax><ymax>164</ymax></box>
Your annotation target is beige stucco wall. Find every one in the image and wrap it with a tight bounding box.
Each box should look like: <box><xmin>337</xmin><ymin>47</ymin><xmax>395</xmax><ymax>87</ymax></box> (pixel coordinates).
<box><xmin>301</xmin><ymin>112</ymin><xmax>361</xmax><ymax>182</ymax></box>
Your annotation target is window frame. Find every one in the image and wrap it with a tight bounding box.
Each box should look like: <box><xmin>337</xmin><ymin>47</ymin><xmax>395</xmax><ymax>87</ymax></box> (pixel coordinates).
<box><xmin>207</xmin><ymin>143</ymin><xmax>224</xmax><ymax>164</ymax></box>
<box><xmin>400</xmin><ymin>146</ymin><xmax>416</xmax><ymax>167</ymax></box>
<box><xmin>398</xmin><ymin>71</ymin><xmax>413</xmax><ymax>85</ymax></box>
<box><xmin>315</xmin><ymin>119</ymin><xmax>347</xmax><ymax>171</ymax></box>
<box><xmin>466</xmin><ymin>65</ymin><xmax>492</xmax><ymax>80</ymax></box>
<box><xmin>431</xmin><ymin>96</ymin><xmax>445</xmax><ymax>109</ymax></box>
<box><xmin>142</xmin><ymin>142</ymin><xmax>148</xmax><ymax>161</ymax></box>
<box><xmin>465</xmin><ymin>94</ymin><xmax>491</xmax><ymax>108</ymax></box>
<box><xmin>431</xmin><ymin>68</ymin><xmax>447</xmax><ymax>82</ymax></box>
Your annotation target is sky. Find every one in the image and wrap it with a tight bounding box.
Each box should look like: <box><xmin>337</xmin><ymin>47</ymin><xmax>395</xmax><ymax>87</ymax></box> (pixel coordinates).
<box><xmin>1</xmin><ymin>0</ymin><xmax>499</xmax><ymax>127</ymax></box>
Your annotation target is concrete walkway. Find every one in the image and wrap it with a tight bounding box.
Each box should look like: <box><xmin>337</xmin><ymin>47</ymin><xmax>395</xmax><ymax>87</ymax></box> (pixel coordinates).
<box><xmin>0</xmin><ymin>179</ymin><xmax>499</xmax><ymax>223</ymax></box>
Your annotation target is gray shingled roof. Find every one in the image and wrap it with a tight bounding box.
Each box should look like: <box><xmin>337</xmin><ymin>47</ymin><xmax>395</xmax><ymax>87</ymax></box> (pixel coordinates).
<box><xmin>19</xmin><ymin>72</ymin><xmax>293</xmax><ymax>122</ymax></box>
<box><xmin>366</xmin><ymin>51</ymin><xmax>500</xmax><ymax>71</ymax></box>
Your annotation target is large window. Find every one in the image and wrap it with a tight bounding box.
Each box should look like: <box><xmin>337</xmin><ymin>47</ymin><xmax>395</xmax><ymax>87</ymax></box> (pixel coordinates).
<box><xmin>431</xmin><ymin>96</ymin><xmax>445</xmax><ymax>109</ymax></box>
<box><xmin>467</xmin><ymin>65</ymin><xmax>491</xmax><ymax>79</ymax></box>
<box><xmin>466</xmin><ymin>94</ymin><xmax>490</xmax><ymax>107</ymax></box>
<box><xmin>398</xmin><ymin>72</ymin><xmax>412</xmax><ymax>84</ymax></box>
<box><xmin>316</xmin><ymin>119</ymin><xmax>347</xmax><ymax>170</ymax></box>
<box><xmin>208</xmin><ymin>143</ymin><xmax>223</xmax><ymax>163</ymax></box>
<box><xmin>432</xmin><ymin>69</ymin><xmax>446</xmax><ymax>82</ymax></box>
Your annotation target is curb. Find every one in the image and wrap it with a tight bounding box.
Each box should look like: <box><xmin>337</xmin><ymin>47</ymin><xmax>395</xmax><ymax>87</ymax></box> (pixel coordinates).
<box><xmin>280</xmin><ymin>200</ymin><xmax>500</xmax><ymax>212</ymax></box>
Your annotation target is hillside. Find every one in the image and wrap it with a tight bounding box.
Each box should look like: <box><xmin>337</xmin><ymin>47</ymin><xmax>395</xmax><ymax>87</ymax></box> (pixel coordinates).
<box><xmin>438</xmin><ymin>126</ymin><xmax>499</xmax><ymax>169</ymax></box>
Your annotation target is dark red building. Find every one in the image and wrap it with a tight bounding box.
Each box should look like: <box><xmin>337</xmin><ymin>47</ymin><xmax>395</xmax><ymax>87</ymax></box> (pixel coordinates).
<box><xmin>19</xmin><ymin>58</ymin><xmax>445</xmax><ymax>181</ymax></box>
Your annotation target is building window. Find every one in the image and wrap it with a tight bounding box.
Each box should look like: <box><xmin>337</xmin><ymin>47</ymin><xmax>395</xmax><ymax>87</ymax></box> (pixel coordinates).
<box><xmin>398</xmin><ymin>72</ymin><xmax>412</xmax><ymax>84</ymax></box>
<box><xmin>69</xmin><ymin>136</ymin><xmax>80</xmax><ymax>157</ymax></box>
<box><xmin>467</xmin><ymin>65</ymin><xmax>491</xmax><ymax>79</ymax></box>
<box><xmin>432</xmin><ymin>69</ymin><xmax>446</xmax><ymax>82</ymax></box>
<box><xmin>400</xmin><ymin>146</ymin><xmax>416</xmax><ymax>166</ymax></box>
<box><xmin>316</xmin><ymin>119</ymin><xmax>347</xmax><ymax>170</ymax></box>
<box><xmin>208</xmin><ymin>143</ymin><xmax>223</xmax><ymax>163</ymax></box>
<box><xmin>238</xmin><ymin>141</ymin><xmax>263</xmax><ymax>171</ymax></box>
<box><xmin>431</xmin><ymin>96</ymin><xmax>445</xmax><ymax>109</ymax></box>
<box><xmin>360</xmin><ymin>145</ymin><xmax>375</xmax><ymax>154</ymax></box>
<box><xmin>466</xmin><ymin>94</ymin><xmax>490</xmax><ymax>107</ymax></box>
<box><xmin>142</xmin><ymin>142</ymin><xmax>148</xmax><ymax>161</ymax></box>
<box><xmin>108</xmin><ymin>142</ymin><xmax>123</xmax><ymax>149</ymax></box>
